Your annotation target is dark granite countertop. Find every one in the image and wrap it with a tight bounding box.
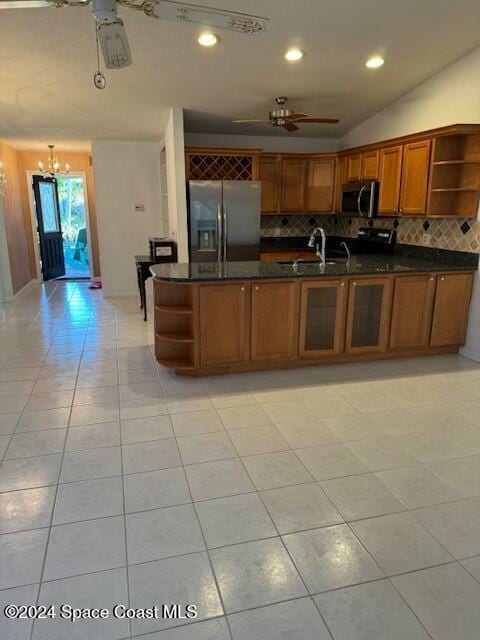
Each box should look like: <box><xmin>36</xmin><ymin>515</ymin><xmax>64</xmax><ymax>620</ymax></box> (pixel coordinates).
<box><xmin>150</xmin><ymin>253</ymin><xmax>477</xmax><ymax>283</ymax></box>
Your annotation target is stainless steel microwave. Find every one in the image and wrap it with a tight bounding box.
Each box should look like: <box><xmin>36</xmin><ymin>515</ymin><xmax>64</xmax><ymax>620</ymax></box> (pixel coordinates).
<box><xmin>341</xmin><ymin>180</ymin><xmax>379</xmax><ymax>217</ymax></box>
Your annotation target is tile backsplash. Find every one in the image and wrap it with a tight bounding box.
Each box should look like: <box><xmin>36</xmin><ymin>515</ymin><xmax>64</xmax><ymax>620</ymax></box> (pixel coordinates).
<box><xmin>261</xmin><ymin>214</ymin><xmax>480</xmax><ymax>253</ymax></box>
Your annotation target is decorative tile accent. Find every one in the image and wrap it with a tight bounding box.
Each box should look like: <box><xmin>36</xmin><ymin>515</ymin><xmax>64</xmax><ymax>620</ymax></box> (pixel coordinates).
<box><xmin>261</xmin><ymin>213</ymin><xmax>480</xmax><ymax>253</ymax></box>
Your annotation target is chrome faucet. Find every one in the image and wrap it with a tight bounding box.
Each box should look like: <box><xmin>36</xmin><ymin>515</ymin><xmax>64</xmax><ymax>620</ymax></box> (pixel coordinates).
<box><xmin>308</xmin><ymin>227</ymin><xmax>326</xmax><ymax>266</ymax></box>
<box><xmin>340</xmin><ymin>241</ymin><xmax>351</xmax><ymax>260</ymax></box>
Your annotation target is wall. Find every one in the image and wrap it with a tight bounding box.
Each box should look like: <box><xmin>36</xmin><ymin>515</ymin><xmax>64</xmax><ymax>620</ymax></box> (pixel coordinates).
<box><xmin>341</xmin><ymin>47</ymin><xmax>480</xmax><ymax>148</ymax></box>
<box><xmin>184</xmin><ymin>132</ymin><xmax>338</xmax><ymax>154</ymax></box>
<box><xmin>17</xmin><ymin>150</ymin><xmax>100</xmax><ymax>279</ymax></box>
<box><xmin>92</xmin><ymin>140</ymin><xmax>164</xmax><ymax>296</ymax></box>
<box><xmin>164</xmin><ymin>108</ymin><xmax>189</xmax><ymax>262</ymax></box>
<box><xmin>0</xmin><ymin>142</ymin><xmax>34</xmax><ymax>296</ymax></box>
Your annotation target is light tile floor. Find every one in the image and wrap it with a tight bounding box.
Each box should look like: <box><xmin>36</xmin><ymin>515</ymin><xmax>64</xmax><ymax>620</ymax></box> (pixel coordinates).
<box><xmin>1</xmin><ymin>281</ymin><xmax>480</xmax><ymax>639</ymax></box>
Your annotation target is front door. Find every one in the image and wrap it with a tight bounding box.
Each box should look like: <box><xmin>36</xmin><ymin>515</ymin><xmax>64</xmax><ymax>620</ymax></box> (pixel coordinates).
<box><xmin>32</xmin><ymin>176</ymin><xmax>65</xmax><ymax>281</ymax></box>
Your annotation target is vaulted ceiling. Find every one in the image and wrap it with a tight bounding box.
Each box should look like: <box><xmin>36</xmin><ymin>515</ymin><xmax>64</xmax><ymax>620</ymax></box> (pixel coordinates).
<box><xmin>1</xmin><ymin>0</ymin><xmax>480</xmax><ymax>148</ymax></box>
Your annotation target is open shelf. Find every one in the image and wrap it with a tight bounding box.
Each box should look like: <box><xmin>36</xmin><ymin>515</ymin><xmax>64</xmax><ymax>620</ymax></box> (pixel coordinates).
<box><xmin>155</xmin><ymin>304</ymin><xmax>193</xmax><ymax>315</ymax></box>
<box><xmin>154</xmin><ymin>280</ymin><xmax>197</xmax><ymax>372</ymax></box>
<box><xmin>156</xmin><ymin>332</ymin><xmax>194</xmax><ymax>343</ymax></box>
<box><xmin>431</xmin><ymin>187</ymin><xmax>479</xmax><ymax>192</ymax></box>
<box><xmin>433</xmin><ymin>160</ymin><xmax>480</xmax><ymax>165</ymax></box>
<box><xmin>156</xmin><ymin>357</ymin><xmax>195</xmax><ymax>371</ymax></box>
<box><xmin>428</xmin><ymin>133</ymin><xmax>480</xmax><ymax>218</ymax></box>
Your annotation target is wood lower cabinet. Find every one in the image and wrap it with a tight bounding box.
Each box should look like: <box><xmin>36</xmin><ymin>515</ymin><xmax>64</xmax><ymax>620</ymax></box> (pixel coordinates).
<box><xmin>347</xmin><ymin>154</ymin><xmax>362</xmax><ymax>182</ymax></box>
<box><xmin>281</xmin><ymin>158</ymin><xmax>307</xmax><ymax>212</ymax></box>
<box><xmin>400</xmin><ymin>140</ymin><xmax>432</xmax><ymax>215</ymax></box>
<box><xmin>378</xmin><ymin>145</ymin><xmax>403</xmax><ymax>215</ymax></box>
<box><xmin>155</xmin><ymin>269</ymin><xmax>473</xmax><ymax>375</ymax></box>
<box><xmin>345</xmin><ymin>277</ymin><xmax>393</xmax><ymax>353</ymax></box>
<box><xmin>361</xmin><ymin>150</ymin><xmax>380</xmax><ymax>180</ymax></box>
<box><xmin>199</xmin><ymin>284</ymin><xmax>249</xmax><ymax>366</ymax></box>
<box><xmin>390</xmin><ymin>275</ymin><xmax>436</xmax><ymax>349</ymax></box>
<box><xmin>306</xmin><ymin>158</ymin><xmax>336</xmax><ymax>212</ymax></box>
<box><xmin>259</xmin><ymin>155</ymin><xmax>280</xmax><ymax>213</ymax></box>
<box><xmin>430</xmin><ymin>273</ymin><xmax>473</xmax><ymax>346</ymax></box>
<box><xmin>251</xmin><ymin>282</ymin><xmax>298</xmax><ymax>361</ymax></box>
<box><xmin>299</xmin><ymin>280</ymin><xmax>347</xmax><ymax>356</ymax></box>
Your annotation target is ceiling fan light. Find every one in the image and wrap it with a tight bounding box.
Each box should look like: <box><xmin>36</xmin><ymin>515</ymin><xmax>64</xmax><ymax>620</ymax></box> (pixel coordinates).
<box><xmin>198</xmin><ymin>32</ymin><xmax>218</xmax><ymax>47</ymax></box>
<box><xmin>366</xmin><ymin>55</ymin><xmax>384</xmax><ymax>69</ymax></box>
<box><xmin>97</xmin><ymin>20</ymin><xmax>132</xmax><ymax>69</ymax></box>
<box><xmin>285</xmin><ymin>48</ymin><xmax>303</xmax><ymax>62</ymax></box>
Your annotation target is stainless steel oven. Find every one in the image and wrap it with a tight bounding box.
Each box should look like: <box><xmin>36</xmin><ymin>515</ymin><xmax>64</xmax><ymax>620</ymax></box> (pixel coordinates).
<box><xmin>341</xmin><ymin>180</ymin><xmax>379</xmax><ymax>217</ymax></box>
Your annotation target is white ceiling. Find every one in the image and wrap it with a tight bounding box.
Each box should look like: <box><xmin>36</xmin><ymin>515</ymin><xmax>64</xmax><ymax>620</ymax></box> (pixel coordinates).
<box><xmin>1</xmin><ymin>0</ymin><xmax>480</xmax><ymax>149</ymax></box>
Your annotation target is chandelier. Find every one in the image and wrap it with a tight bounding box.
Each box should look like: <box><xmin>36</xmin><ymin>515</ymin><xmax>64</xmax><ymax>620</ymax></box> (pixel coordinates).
<box><xmin>0</xmin><ymin>161</ymin><xmax>6</xmax><ymax>198</ymax></box>
<box><xmin>38</xmin><ymin>145</ymin><xmax>70</xmax><ymax>178</ymax></box>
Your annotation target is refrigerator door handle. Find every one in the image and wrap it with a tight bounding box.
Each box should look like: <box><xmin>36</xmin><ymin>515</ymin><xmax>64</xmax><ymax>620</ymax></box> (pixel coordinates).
<box><xmin>222</xmin><ymin>204</ymin><xmax>228</xmax><ymax>263</ymax></box>
<box><xmin>216</xmin><ymin>203</ymin><xmax>223</xmax><ymax>264</ymax></box>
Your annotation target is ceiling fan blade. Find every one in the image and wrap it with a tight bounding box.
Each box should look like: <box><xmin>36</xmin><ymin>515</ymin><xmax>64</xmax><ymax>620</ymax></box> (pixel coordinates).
<box><xmin>0</xmin><ymin>0</ymin><xmax>54</xmax><ymax>7</ymax></box>
<box><xmin>0</xmin><ymin>0</ymin><xmax>89</xmax><ymax>8</ymax></box>
<box><xmin>285</xmin><ymin>112</ymin><xmax>310</xmax><ymax>121</ymax></box>
<box><xmin>232</xmin><ymin>119</ymin><xmax>268</xmax><ymax>123</ymax></box>
<box><xmin>282</xmin><ymin>122</ymin><xmax>299</xmax><ymax>132</ymax></box>
<box><xmin>151</xmin><ymin>0</ymin><xmax>269</xmax><ymax>34</ymax></box>
<box><xmin>293</xmin><ymin>117</ymin><xmax>340</xmax><ymax>124</ymax></box>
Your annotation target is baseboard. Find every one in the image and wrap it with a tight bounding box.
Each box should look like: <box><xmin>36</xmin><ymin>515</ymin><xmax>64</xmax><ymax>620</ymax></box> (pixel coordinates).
<box><xmin>3</xmin><ymin>278</ymin><xmax>37</xmax><ymax>302</ymax></box>
<box><xmin>459</xmin><ymin>346</ymin><xmax>480</xmax><ymax>363</ymax></box>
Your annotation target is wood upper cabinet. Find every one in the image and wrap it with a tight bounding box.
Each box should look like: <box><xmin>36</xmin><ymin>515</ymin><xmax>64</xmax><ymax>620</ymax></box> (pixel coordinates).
<box><xmin>259</xmin><ymin>155</ymin><xmax>281</xmax><ymax>213</ymax></box>
<box><xmin>251</xmin><ymin>281</ymin><xmax>298</xmax><ymax>360</ymax></box>
<box><xmin>378</xmin><ymin>145</ymin><xmax>403</xmax><ymax>215</ymax></box>
<box><xmin>346</xmin><ymin>153</ymin><xmax>362</xmax><ymax>182</ymax></box>
<box><xmin>345</xmin><ymin>277</ymin><xmax>393</xmax><ymax>353</ymax></box>
<box><xmin>361</xmin><ymin>150</ymin><xmax>380</xmax><ymax>180</ymax></box>
<box><xmin>306</xmin><ymin>157</ymin><xmax>336</xmax><ymax>212</ymax></box>
<box><xmin>299</xmin><ymin>280</ymin><xmax>347</xmax><ymax>356</ymax></box>
<box><xmin>335</xmin><ymin>156</ymin><xmax>347</xmax><ymax>212</ymax></box>
<box><xmin>281</xmin><ymin>158</ymin><xmax>307</xmax><ymax>212</ymax></box>
<box><xmin>430</xmin><ymin>273</ymin><xmax>473</xmax><ymax>346</ymax></box>
<box><xmin>199</xmin><ymin>284</ymin><xmax>249</xmax><ymax>366</ymax></box>
<box><xmin>389</xmin><ymin>275</ymin><xmax>436</xmax><ymax>349</ymax></box>
<box><xmin>399</xmin><ymin>140</ymin><xmax>432</xmax><ymax>215</ymax></box>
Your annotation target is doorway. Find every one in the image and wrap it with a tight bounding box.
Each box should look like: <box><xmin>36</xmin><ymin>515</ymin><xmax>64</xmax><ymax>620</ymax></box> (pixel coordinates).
<box><xmin>31</xmin><ymin>173</ymin><xmax>92</xmax><ymax>280</ymax></box>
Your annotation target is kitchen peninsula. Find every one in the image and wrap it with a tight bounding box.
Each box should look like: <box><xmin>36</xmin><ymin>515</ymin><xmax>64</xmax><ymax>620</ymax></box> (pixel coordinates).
<box><xmin>151</xmin><ymin>252</ymin><xmax>476</xmax><ymax>376</ymax></box>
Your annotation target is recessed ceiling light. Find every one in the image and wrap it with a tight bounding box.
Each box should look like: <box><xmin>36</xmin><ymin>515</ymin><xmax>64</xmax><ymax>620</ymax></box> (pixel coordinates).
<box><xmin>285</xmin><ymin>48</ymin><xmax>303</xmax><ymax>62</ymax></box>
<box><xmin>366</xmin><ymin>55</ymin><xmax>384</xmax><ymax>69</ymax></box>
<box><xmin>198</xmin><ymin>33</ymin><xmax>218</xmax><ymax>47</ymax></box>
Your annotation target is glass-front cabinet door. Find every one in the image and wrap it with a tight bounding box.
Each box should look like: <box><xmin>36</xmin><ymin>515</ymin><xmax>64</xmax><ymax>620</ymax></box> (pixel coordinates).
<box><xmin>299</xmin><ymin>280</ymin><xmax>348</xmax><ymax>356</ymax></box>
<box><xmin>345</xmin><ymin>277</ymin><xmax>393</xmax><ymax>353</ymax></box>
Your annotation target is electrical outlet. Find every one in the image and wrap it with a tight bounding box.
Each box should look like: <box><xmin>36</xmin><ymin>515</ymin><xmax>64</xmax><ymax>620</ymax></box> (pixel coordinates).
<box><xmin>422</xmin><ymin>233</ymin><xmax>431</xmax><ymax>245</ymax></box>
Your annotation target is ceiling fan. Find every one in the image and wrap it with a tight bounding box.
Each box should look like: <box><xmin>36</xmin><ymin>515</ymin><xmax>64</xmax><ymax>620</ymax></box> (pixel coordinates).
<box><xmin>233</xmin><ymin>96</ymin><xmax>339</xmax><ymax>132</ymax></box>
<box><xmin>0</xmin><ymin>0</ymin><xmax>269</xmax><ymax>71</ymax></box>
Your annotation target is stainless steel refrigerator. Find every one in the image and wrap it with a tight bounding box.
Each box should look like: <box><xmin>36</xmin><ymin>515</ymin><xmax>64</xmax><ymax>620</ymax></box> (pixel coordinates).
<box><xmin>188</xmin><ymin>180</ymin><xmax>261</xmax><ymax>263</ymax></box>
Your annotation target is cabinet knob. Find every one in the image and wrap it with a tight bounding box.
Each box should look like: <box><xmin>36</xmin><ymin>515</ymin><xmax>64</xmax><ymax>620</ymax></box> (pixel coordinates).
<box><xmin>255</xmin><ymin>286</ymin><xmax>259</xmax><ymax>291</ymax></box>
<box><xmin>393</xmin><ymin>208</ymin><xmax>397</xmax><ymax>212</ymax></box>
<box><xmin>440</xmin><ymin>277</ymin><xmax>445</xmax><ymax>281</ymax></box>
<box><xmin>352</xmin><ymin>282</ymin><xmax>357</xmax><ymax>286</ymax></box>
<box><xmin>429</xmin><ymin>277</ymin><xmax>434</xmax><ymax>281</ymax></box>
<box><xmin>340</xmin><ymin>282</ymin><xmax>345</xmax><ymax>287</ymax></box>
<box><xmin>240</xmin><ymin>286</ymin><xmax>245</xmax><ymax>291</ymax></box>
